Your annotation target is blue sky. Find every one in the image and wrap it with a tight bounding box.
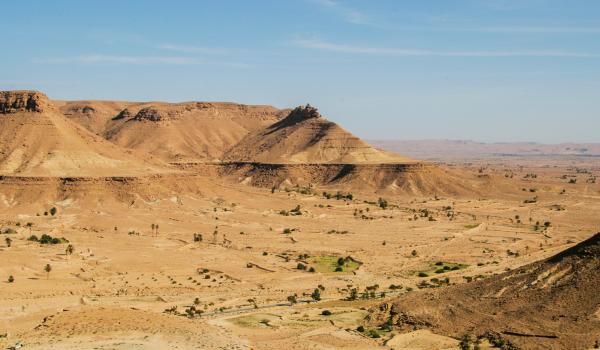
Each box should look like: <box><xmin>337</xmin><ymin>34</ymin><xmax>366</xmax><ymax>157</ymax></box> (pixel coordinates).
<box><xmin>1</xmin><ymin>0</ymin><xmax>599</xmax><ymax>143</ymax></box>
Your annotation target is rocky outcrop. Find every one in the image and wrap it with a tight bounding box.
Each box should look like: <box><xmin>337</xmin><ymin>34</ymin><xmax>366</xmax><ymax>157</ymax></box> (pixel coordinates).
<box><xmin>112</xmin><ymin>108</ymin><xmax>133</xmax><ymax>120</ymax></box>
<box><xmin>274</xmin><ymin>104</ymin><xmax>321</xmax><ymax>127</ymax></box>
<box><xmin>133</xmin><ymin>107</ymin><xmax>165</xmax><ymax>122</ymax></box>
<box><xmin>0</xmin><ymin>90</ymin><xmax>49</xmax><ymax>113</ymax></box>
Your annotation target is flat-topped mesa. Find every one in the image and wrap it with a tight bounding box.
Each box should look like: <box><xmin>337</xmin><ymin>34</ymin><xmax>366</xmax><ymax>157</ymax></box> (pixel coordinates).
<box><xmin>0</xmin><ymin>90</ymin><xmax>49</xmax><ymax>114</ymax></box>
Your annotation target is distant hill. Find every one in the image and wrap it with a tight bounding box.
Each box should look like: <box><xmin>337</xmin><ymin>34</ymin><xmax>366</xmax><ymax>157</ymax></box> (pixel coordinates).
<box><xmin>0</xmin><ymin>91</ymin><xmax>169</xmax><ymax>177</ymax></box>
<box><xmin>371</xmin><ymin>139</ymin><xmax>600</xmax><ymax>161</ymax></box>
<box><xmin>224</xmin><ymin>105</ymin><xmax>414</xmax><ymax>164</ymax></box>
<box><xmin>59</xmin><ymin>100</ymin><xmax>288</xmax><ymax>163</ymax></box>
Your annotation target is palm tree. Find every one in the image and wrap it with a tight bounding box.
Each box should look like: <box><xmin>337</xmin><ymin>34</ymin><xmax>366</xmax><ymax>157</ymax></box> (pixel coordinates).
<box><xmin>65</xmin><ymin>244</ymin><xmax>74</xmax><ymax>257</ymax></box>
<box><xmin>44</xmin><ymin>264</ymin><xmax>52</xmax><ymax>279</ymax></box>
<box><xmin>5</xmin><ymin>237</ymin><xmax>12</xmax><ymax>247</ymax></box>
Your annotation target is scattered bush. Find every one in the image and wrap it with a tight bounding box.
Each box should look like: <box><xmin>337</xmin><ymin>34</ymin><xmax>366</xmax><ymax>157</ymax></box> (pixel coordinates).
<box><xmin>38</xmin><ymin>234</ymin><xmax>69</xmax><ymax>245</ymax></box>
<box><xmin>311</xmin><ymin>288</ymin><xmax>321</xmax><ymax>301</ymax></box>
<box><xmin>321</xmin><ymin>310</ymin><xmax>332</xmax><ymax>316</ymax></box>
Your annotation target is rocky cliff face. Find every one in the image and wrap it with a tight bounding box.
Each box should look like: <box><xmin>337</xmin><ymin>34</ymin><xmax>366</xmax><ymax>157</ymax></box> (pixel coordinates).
<box><xmin>0</xmin><ymin>90</ymin><xmax>49</xmax><ymax>113</ymax></box>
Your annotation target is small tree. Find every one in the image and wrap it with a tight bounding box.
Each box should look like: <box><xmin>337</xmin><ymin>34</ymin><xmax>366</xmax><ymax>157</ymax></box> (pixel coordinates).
<box><xmin>65</xmin><ymin>244</ymin><xmax>74</xmax><ymax>257</ymax></box>
<box><xmin>311</xmin><ymin>288</ymin><xmax>321</xmax><ymax>301</ymax></box>
<box><xmin>287</xmin><ymin>294</ymin><xmax>297</xmax><ymax>304</ymax></box>
<box><xmin>459</xmin><ymin>334</ymin><xmax>471</xmax><ymax>350</ymax></box>
<box><xmin>50</xmin><ymin>207</ymin><xmax>57</xmax><ymax>216</ymax></box>
<box><xmin>44</xmin><ymin>264</ymin><xmax>52</xmax><ymax>279</ymax></box>
<box><xmin>8</xmin><ymin>275</ymin><xmax>14</xmax><ymax>283</ymax></box>
<box><xmin>5</xmin><ymin>237</ymin><xmax>12</xmax><ymax>247</ymax></box>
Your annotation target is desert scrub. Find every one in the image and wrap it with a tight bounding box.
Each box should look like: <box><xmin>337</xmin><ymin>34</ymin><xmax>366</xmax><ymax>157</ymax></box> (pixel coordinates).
<box><xmin>308</xmin><ymin>255</ymin><xmax>361</xmax><ymax>273</ymax></box>
<box><xmin>417</xmin><ymin>261</ymin><xmax>468</xmax><ymax>276</ymax></box>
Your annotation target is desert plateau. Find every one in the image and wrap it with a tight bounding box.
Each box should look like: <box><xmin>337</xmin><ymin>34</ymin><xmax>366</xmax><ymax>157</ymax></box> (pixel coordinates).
<box><xmin>0</xmin><ymin>90</ymin><xmax>598</xmax><ymax>350</ymax></box>
<box><xmin>2</xmin><ymin>2</ymin><xmax>600</xmax><ymax>349</ymax></box>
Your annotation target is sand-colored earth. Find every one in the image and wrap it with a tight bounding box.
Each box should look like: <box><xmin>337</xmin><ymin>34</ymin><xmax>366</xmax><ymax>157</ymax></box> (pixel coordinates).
<box><xmin>1</xmin><ymin>90</ymin><xmax>599</xmax><ymax>349</ymax></box>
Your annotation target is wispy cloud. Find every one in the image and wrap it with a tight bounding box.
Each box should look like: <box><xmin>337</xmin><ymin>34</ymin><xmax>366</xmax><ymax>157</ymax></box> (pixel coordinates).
<box><xmin>31</xmin><ymin>54</ymin><xmax>251</xmax><ymax>67</ymax></box>
<box><xmin>471</xmin><ymin>26</ymin><xmax>600</xmax><ymax>33</ymax></box>
<box><xmin>156</xmin><ymin>44</ymin><xmax>228</xmax><ymax>54</ymax></box>
<box><xmin>294</xmin><ymin>38</ymin><xmax>600</xmax><ymax>58</ymax></box>
<box><xmin>384</xmin><ymin>25</ymin><xmax>600</xmax><ymax>34</ymax></box>
<box><xmin>312</xmin><ymin>0</ymin><xmax>370</xmax><ymax>25</ymax></box>
<box><xmin>32</xmin><ymin>54</ymin><xmax>206</xmax><ymax>65</ymax></box>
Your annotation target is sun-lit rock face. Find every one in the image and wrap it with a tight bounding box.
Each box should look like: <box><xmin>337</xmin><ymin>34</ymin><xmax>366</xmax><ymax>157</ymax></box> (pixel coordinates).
<box><xmin>0</xmin><ymin>90</ymin><xmax>49</xmax><ymax>114</ymax></box>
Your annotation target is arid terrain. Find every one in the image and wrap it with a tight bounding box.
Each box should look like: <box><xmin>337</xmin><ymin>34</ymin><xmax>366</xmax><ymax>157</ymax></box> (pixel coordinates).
<box><xmin>1</xmin><ymin>91</ymin><xmax>599</xmax><ymax>350</ymax></box>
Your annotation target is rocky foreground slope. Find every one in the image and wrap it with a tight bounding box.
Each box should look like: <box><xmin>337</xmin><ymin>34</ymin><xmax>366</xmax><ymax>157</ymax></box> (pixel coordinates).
<box><xmin>369</xmin><ymin>232</ymin><xmax>600</xmax><ymax>349</ymax></box>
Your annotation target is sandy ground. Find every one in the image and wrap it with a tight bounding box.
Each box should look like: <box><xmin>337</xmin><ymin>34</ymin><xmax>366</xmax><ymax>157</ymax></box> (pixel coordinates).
<box><xmin>1</xmin><ymin>159</ymin><xmax>599</xmax><ymax>349</ymax></box>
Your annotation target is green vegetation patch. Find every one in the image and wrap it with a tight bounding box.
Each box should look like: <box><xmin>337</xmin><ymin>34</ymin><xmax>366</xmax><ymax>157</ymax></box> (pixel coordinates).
<box><xmin>463</xmin><ymin>223</ymin><xmax>480</xmax><ymax>229</ymax></box>
<box><xmin>308</xmin><ymin>255</ymin><xmax>361</xmax><ymax>273</ymax></box>
<box><xmin>28</xmin><ymin>234</ymin><xmax>69</xmax><ymax>245</ymax></box>
<box><xmin>417</xmin><ymin>261</ymin><xmax>468</xmax><ymax>277</ymax></box>
<box><xmin>229</xmin><ymin>313</ymin><xmax>281</xmax><ymax>328</ymax></box>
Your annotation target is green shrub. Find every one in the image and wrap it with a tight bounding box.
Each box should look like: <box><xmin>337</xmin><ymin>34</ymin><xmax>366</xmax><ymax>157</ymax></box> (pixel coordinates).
<box><xmin>367</xmin><ymin>330</ymin><xmax>380</xmax><ymax>338</ymax></box>
<box><xmin>321</xmin><ymin>310</ymin><xmax>332</xmax><ymax>316</ymax></box>
<box><xmin>311</xmin><ymin>288</ymin><xmax>321</xmax><ymax>301</ymax></box>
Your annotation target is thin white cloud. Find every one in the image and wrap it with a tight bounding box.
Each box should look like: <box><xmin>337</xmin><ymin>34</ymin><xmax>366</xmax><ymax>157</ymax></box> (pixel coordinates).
<box><xmin>157</xmin><ymin>44</ymin><xmax>228</xmax><ymax>54</ymax></box>
<box><xmin>32</xmin><ymin>54</ymin><xmax>206</xmax><ymax>65</ymax></box>
<box><xmin>472</xmin><ymin>26</ymin><xmax>600</xmax><ymax>33</ymax></box>
<box><xmin>31</xmin><ymin>54</ymin><xmax>252</xmax><ymax>68</ymax></box>
<box><xmin>294</xmin><ymin>38</ymin><xmax>600</xmax><ymax>58</ymax></box>
<box><xmin>312</xmin><ymin>0</ymin><xmax>370</xmax><ymax>25</ymax></box>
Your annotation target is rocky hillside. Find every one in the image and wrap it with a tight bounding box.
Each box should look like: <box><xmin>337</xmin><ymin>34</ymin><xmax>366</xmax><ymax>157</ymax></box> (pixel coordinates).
<box><xmin>224</xmin><ymin>105</ymin><xmax>414</xmax><ymax>164</ymax></box>
<box><xmin>369</xmin><ymin>232</ymin><xmax>600</xmax><ymax>349</ymax></box>
<box><xmin>0</xmin><ymin>91</ymin><xmax>170</xmax><ymax>177</ymax></box>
